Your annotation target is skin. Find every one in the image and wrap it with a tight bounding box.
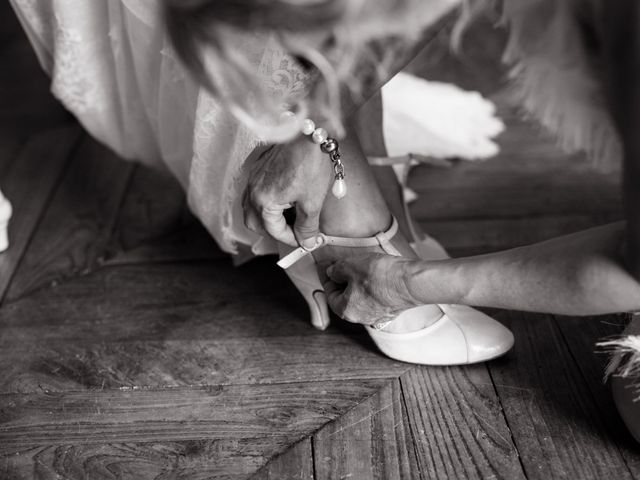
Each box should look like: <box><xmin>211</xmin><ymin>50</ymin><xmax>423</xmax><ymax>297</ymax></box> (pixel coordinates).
<box><xmin>243</xmin><ymin>137</ymin><xmax>334</xmax><ymax>249</ymax></box>
<box><xmin>324</xmin><ymin>223</ymin><xmax>640</xmax><ymax>325</ymax></box>
<box><xmin>243</xmin><ymin>10</ymin><xmax>436</xmax><ymax>248</ymax></box>
<box><xmin>239</xmin><ymin>0</ymin><xmax>640</xmax><ymax>441</ymax></box>
<box><xmin>323</xmin><ymin>2</ymin><xmax>640</xmax><ymax>327</ymax></box>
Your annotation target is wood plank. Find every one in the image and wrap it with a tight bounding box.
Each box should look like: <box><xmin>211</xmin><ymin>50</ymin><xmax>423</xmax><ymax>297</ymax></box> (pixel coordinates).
<box><xmin>0</xmin><ymin>126</ymin><xmax>82</xmax><ymax>302</ymax></box>
<box><xmin>0</xmin><ymin>4</ymin><xmax>71</xmax><ymax>135</ymax></box>
<box><xmin>554</xmin><ymin>314</ymin><xmax>640</xmax><ymax>477</ymax></box>
<box><xmin>104</xmin><ymin>164</ymin><xmax>226</xmax><ymax>265</ymax></box>
<box><xmin>104</xmin><ymin>221</ymin><xmax>227</xmax><ymax>266</ymax></box>
<box><xmin>313</xmin><ymin>379</ymin><xmax>422</xmax><ymax>480</ymax></box>
<box><xmin>418</xmin><ymin>213</ymin><xmax>623</xmax><ymax>256</ymax></box>
<box><xmin>490</xmin><ymin>312</ymin><xmax>635</xmax><ymax>479</ymax></box>
<box><xmin>4</xmin><ymin>136</ymin><xmax>133</xmax><ymax>302</ymax></box>
<box><xmin>400</xmin><ymin>364</ymin><xmax>525</xmax><ymax>480</ymax></box>
<box><xmin>406</xmin><ymin>91</ymin><xmax>622</xmax><ymax>256</ymax></box>
<box><xmin>0</xmin><ymin>380</ymin><xmax>386</xmax><ymax>452</ymax></box>
<box><xmin>0</xmin><ymin>334</ymin><xmax>408</xmax><ymax>393</ymax></box>
<box><xmin>0</xmin><ymin>260</ymin><xmax>325</xmax><ymax>341</ymax></box>
<box><xmin>1</xmin><ymin>440</ymin><xmax>287</xmax><ymax>480</ymax></box>
<box><xmin>408</xmin><ymin>113</ymin><xmax>620</xmax><ymax>222</ymax></box>
<box><xmin>411</xmin><ymin>185</ymin><xmax>620</xmax><ymax>221</ymax></box>
<box><xmin>251</xmin><ymin>438</ymin><xmax>314</xmax><ymax>480</ymax></box>
<box><xmin>0</xmin><ymin>129</ymin><xmax>28</xmax><ymax>176</ymax></box>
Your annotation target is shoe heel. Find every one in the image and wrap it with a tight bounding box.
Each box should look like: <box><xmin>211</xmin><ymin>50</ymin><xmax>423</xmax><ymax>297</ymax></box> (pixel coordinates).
<box><xmin>278</xmin><ymin>243</ymin><xmax>330</xmax><ymax>330</ymax></box>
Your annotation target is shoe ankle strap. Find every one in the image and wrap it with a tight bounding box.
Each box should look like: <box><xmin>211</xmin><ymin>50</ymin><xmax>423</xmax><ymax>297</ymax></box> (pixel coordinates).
<box><xmin>277</xmin><ymin>217</ymin><xmax>400</xmax><ymax>269</ymax></box>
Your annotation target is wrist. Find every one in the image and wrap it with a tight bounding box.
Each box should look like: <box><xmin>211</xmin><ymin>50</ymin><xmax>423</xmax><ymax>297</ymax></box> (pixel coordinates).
<box><xmin>396</xmin><ymin>258</ymin><xmax>425</xmax><ymax>307</ymax></box>
<box><xmin>402</xmin><ymin>258</ymin><xmax>470</xmax><ymax>306</ymax></box>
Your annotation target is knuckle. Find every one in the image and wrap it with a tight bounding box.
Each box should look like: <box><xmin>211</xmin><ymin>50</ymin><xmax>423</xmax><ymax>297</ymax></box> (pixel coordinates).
<box><xmin>294</xmin><ymin>222</ymin><xmax>318</xmax><ymax>235</ymax></box>
<box><xmin>301</xmin><ymin>205</ymin><xmax>321</xmax><ymax>218</ymax></box>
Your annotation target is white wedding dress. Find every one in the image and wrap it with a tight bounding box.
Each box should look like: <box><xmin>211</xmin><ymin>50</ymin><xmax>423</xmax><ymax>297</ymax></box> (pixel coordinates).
<box><xmin>8</xmin><ymin>0</ymin><xmax>623</xmax><ymax>254</ymax></box>
<box><xmin>7</xmin><ymin>0</ymin><xmax>508</xmax><ymax>258</ymax></box>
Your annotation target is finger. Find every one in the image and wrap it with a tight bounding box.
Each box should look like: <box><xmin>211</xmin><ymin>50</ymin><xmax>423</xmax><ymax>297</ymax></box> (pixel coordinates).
<box><xmin>262</xmin><ymin>205</ymin><xmax>297</xmax><ymax>246</ymax></box>
<box><xmin>242</xmin><ymin>190</ymin><xmax>265</xmax><ymax>234</ymax></box>
<box><xmin>244</xmin><ymin>206</ymin><xmax>265</xmax><ymax>234</ymax></box>
<box><xmin>323</xmin><ymin>280</ymin><xmax>348</xmax><ymax>318</ymax></box>
<box><xmin>293</xmin><ymin>204</ymin><xmax>321</xmax><ymax>250</ymax></box>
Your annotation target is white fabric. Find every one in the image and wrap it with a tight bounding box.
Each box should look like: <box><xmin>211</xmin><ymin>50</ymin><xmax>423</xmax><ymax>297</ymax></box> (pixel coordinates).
<box><xmin>382</xmin><ymin>72</ymin><xmax>504</xmax><ymax>160</ymax></box>
<box><xmin>20</xmin><ymin>0</ymin><xmax>613</xmax><ymax>260</ymax></box>
<box><xmin>9</xmin><ymin>0</ymin><xmax>311</xmax><ymax>256</ymax></box>
<box><xmin>10</xmin><ymin>0</ymin><xmax>465</xmax><ymax>257</ymax></box>
<box><xmin>0</xmin><ymin>189</ymin><xmax>11</xmax><ymax>253</ymax></box>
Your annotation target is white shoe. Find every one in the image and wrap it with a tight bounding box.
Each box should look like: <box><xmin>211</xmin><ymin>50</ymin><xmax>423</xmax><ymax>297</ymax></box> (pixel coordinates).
<box><xmin>0</xmin><ymin>189</ymin><xmax>12</xmax><ymax>253</ymax></box>
<box><xmin>278</xmin><ymin>217</ymin><xmax>514</xmax><ymax>365</ymax></box>
<box><xmin>367</xmin><ymin>304</ymin><xmax>513</xmax><ymax>365</ymax></box>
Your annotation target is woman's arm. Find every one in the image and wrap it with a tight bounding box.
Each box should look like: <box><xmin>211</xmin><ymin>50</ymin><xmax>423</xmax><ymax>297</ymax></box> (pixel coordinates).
<box><xmin>325</xmin><ymin>222</ymin><xmax>640</xmax><ymax>325</ymax></box>
<box><xmin>406</xmin><ymin>222</ymin><xmax>640</xmax><ymax>315</ymax></box>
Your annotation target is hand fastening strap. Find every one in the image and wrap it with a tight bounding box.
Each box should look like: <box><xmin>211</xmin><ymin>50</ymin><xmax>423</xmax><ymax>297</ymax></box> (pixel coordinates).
<box><xmin>277</xmin><ymin>217</ymin><xmax>400</xmax><ymax>269</ymax></box>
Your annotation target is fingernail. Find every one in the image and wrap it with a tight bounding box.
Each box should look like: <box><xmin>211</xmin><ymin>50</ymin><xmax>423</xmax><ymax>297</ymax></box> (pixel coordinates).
<box><xmin>301</xmin><ymin>235</ymin><xmax>322</xmax><ymax>250</ymax></box>
<box><xmin>326</xmin><ymin>265</ymin><xmax>333</xmax><ymax>277</ymax></box>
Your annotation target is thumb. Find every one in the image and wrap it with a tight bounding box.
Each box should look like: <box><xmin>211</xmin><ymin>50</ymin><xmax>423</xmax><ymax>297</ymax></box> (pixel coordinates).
<box><xmin>325</xmin><ymin>261</ymin><xmax>350</xmax><ymax>284</ymax></box>
<box><xmin>261</xmin><ymin>205</ymin><xmax>297</xmax><ymax>246</ymax></box>
<box><xmin>322</xmin><ymin>278</ymin><xmax>348</xmax><ymax>318</ymax></box>
<box><xmin>294</xmin><ymin>205</ymin><xmax>322</xmax><ymax>250</ymax></box>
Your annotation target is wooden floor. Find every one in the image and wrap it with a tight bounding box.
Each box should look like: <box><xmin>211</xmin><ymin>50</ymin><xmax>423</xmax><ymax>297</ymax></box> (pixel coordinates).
<box><xmin>1</xmin><ymin>6</ymin><xmax>639</xmax><ymax>479</ymax></box>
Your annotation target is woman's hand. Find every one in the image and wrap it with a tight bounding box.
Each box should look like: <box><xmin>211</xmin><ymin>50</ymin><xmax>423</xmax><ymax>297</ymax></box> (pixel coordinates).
<box><xmin>322</xmin><ymin>253</ymin><xmax>420</xmax><ymax>327</ymax></box>
<box><xmin>243</xmin><ymin>136</ymin><xmax>334</xmax><ymax>249</ymax></box>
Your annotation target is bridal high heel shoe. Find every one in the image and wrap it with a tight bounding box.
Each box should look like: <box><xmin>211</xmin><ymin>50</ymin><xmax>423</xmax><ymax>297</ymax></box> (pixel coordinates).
<box><xmin>278</xmin><ymin>217</ymin><xmax>514</xmax><ymax>365</ymax></box>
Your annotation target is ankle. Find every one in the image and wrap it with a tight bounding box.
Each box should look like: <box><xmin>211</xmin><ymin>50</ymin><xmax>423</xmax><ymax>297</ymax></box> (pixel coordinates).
<box><xmin>319</xmin><ymin>209</ymin><xmax>393</xmax><ymax>238</ymax></box>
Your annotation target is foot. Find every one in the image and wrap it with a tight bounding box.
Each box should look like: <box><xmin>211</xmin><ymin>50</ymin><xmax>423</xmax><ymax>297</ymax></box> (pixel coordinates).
<box><xmin>313</xmin><ymin>212</ymin><xmax>444</xmax><ymax>333</ymax></box>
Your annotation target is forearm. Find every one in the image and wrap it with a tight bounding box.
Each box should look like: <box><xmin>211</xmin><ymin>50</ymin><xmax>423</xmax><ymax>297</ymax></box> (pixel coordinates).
<box><xmin>404</xmin><ymin>222</ymin><xmax>640</xmax><ymax>315</ymax></box>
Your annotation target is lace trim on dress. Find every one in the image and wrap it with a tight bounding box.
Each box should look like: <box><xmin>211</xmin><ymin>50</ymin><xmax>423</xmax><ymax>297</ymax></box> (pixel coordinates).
<box><xmin>195</xmin><ymin>36</ymin><xmax>313</xmax><ymax>255</ymax></box>
<box><xmin>51</xmin><ymin>17</ymin><xmax>101</xmax><ymax>115</ymax></box>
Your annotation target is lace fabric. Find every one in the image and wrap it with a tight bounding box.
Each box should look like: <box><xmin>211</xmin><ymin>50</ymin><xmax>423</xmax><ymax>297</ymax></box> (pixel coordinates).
<box><xmin>9</xmin><ymin>0</ymin><xmax>310</xmax><ymax>256</ymax></box>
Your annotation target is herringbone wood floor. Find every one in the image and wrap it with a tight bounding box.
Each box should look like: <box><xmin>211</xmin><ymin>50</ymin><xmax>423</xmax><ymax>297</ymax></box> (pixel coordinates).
<box><xmin>1</xmin><ymin>5</ymin><xmax>639</xmax><ymax>479</ymax></box>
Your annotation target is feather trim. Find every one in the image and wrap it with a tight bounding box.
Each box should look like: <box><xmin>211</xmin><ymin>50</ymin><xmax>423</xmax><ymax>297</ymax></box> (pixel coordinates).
<box><xmin>458</xmin><ymin>0</ymin><xmax>622</xmax><ymax>171</ymax></box>
<box><xmin>598</xmin><ymin>335</ymin><xmax>640</xmax><ymax>400</ymax></box>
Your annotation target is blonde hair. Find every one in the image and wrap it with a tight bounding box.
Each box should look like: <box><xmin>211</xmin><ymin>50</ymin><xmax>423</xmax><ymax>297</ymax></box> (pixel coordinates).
<box><xmin>163</xmin><ymin>0</ymin><xmax>435</xmax><ymax>141</ymax></box>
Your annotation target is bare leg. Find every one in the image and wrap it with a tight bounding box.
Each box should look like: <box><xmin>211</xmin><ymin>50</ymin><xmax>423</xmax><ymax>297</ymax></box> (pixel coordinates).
<box><xmin>353</xmin><ymin>92</ymin><xmax>415</xmax><ymax>239</ymax></box>
<box><xmin>312</xmin><ymin>122</ymin><xmax>444</xmax><ymax>332</ymax></box>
